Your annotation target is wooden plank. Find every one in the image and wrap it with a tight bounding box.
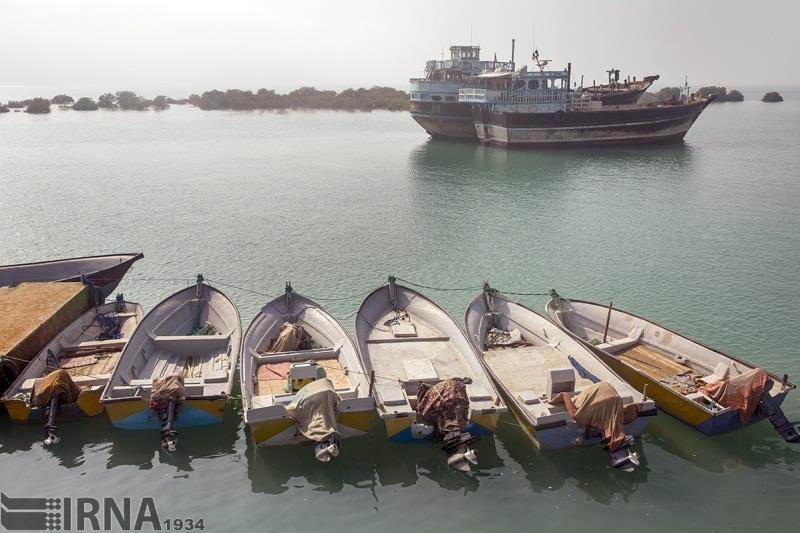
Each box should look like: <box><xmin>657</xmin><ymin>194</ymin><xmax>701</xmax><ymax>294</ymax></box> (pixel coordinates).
<box><xmin>617</xmin><ymin>343</ymin><xmax>691</xmax><ymax>381</ymax></box>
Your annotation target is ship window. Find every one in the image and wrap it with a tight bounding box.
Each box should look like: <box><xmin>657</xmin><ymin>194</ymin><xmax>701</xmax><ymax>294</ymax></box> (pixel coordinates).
<box><xmin>528</xmin><ymin>80</ymin><xmax>536</xmax><ymax>89</ymax></box>
<box><xmin>514</xmin><ymin>80</ymin><xmax>524</xmax><ymax>90</ymax></box>
<box><xmin>432</xmin><ymin>95</ymin><xmax>441</xmax><ymax>101</ymax></box>
<box><xmin>445</xmin><ymin>96</ymin><xmax>455</xmax><ymax>102</ymax></box>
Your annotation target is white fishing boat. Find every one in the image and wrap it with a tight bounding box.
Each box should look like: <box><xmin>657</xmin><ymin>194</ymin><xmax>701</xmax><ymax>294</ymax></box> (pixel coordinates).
<box><xmin>465</xmin><ymin>285</ymin><xmax>655</xmax><ymax>470</ymax></box>
<box><xmin>355</xmin><ymin>276</ymin><xmax>506</xmax><ymax>470</ymax></box>
<box><xmin>101</xmin><ymin>275</ymin><xmax>241</xmax><ymax>451</ymax></box>
<box><xmin>546</xmin><ymin>291</ymin><xmax>799</xmax><ymax>441</ymax></box>
<box><xmin>241</xmin><ymin>284</ymin><xmax>373</xmax><ymax>461</ymax></box>
<box><xmin>2</xmin><ymin>295</ymin><xmax>143</xmax><ymax>445</ymax></box>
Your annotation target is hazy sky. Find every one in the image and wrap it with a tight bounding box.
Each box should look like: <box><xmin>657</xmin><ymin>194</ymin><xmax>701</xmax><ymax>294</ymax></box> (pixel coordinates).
<box><xmin>2</xmin><ymin>0</ymin><xmax>798</xmax><ymax>94</ymax></box>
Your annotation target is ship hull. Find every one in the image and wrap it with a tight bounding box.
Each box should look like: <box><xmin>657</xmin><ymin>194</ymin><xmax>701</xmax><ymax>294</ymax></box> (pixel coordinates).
<box><xmin>409</xmin><ymin>101</ymin><xmax>477</xmax><ymax>140</ymax></box>
<box><xmin>472</xmin><ymin>99</ymin><xmax>712</xmax><ymax>147</ymax></box>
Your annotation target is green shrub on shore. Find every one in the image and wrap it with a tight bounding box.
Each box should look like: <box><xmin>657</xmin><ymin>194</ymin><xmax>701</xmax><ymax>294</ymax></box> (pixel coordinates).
<box><xmin>24</xmin><ymin>98</ymin><xmax>51</xmax><ymax>114</ymax></box>
<box><xmin>73</xmin><ymin>97</ymin><xmax>99</xmax><ymax>111</ymax></box>
<box><xmin>188</xmin><ymin>86</ymin><xmax>409</xmax><ymax>111</ymax></box>
<box><xmin>0</xmin><ymin>105</ymin><xmax>9</xmax><ymax>113</ymax></box>
<box><xmin>51</xmin><ymin>94</ymin><xmax>74</xmax><ymax>105</ymax></box>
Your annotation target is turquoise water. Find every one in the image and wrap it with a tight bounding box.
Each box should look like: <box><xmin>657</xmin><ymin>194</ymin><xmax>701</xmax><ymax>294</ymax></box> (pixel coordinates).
<box><xmin>1</xmin><ymin>99</ymin><xmax>799</xmax><ymax>531</ymax></box>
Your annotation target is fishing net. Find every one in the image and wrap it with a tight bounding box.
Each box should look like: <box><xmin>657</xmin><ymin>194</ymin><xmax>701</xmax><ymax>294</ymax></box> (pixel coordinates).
<box><xmin>416</xmin><ymin>377</ymin><xmax>473</xmax><ymax>434</ymax></box>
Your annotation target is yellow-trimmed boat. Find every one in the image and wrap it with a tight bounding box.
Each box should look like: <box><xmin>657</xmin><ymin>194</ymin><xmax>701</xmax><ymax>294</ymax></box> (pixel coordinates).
<box><xmin>241</xmin><ymin>284</ymin><xmax>373</xmax><ymax>460</ymax></box>
<box><xmin>2</xmin><ymin>296</ymin><xmax>143</xmax><ymax>439</ymax></box>
<box><xmin>101</xmin><ymin>276</ymin><xmax>241</xmax><ymax>449</ymax></box>
<box><xmin>546</xmin><ymin>291</ymin><xmax>799</xmax><ymax>441</ymax></box>
<box><xmin>355</xmin><ymin>276</ymin><xmax>507</xmax><ymax>470</ymax></box>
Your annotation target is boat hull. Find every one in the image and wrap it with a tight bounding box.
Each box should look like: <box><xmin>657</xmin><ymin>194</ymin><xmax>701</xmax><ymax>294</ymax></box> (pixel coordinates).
<box><xmin>409</xmin><ymin>101</ymin><xmax>477</xmax><ymax>140</ymax></box>
<box><xmin>4</xmin><ymin>387</ymin><xmax>105</xmax><ymax>422</ymax></box>
<box><xmin>104</xmin><ymin>397</ymin><xmax>226</xmax><ymax>429</ymax></box>
<box><xmin>381</xmin><ymin>412</ymin><xmax>500</xmax><ymax>443</ymax></box>
<box><xmin>472</xmin><ymin>99</ymin><xmax>712</xmax><ymax>147</ymax></box>
<box><xmin>0</xmin><ymin>253</ymin><xmax>143</xmax><ymax>299</ymax></box>
<box><xmin>591</xmin><ymin>347</ymin><xmax>789</xmax><ymax>435</ymax></box>
<box><xmin>247</xmin><ymin>410</ymin><xmax>373</xmax><ymax>447</ymax></box>
<box><xmin>507</xmin><ymin>398</ymin><xmax>653</xmax><ymax>450</ymax></box>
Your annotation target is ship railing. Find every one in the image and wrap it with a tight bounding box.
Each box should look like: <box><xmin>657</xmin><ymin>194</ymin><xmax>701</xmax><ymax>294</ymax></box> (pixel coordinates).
<box><xmin>459</xmin><ymin>88</ymin><xmax>569</xmax><ymax>104</ymax></box>
<box><xmin>567</xmin><ymin>91</ymin><xmax>593</xmax><ymax>111</ymax></box>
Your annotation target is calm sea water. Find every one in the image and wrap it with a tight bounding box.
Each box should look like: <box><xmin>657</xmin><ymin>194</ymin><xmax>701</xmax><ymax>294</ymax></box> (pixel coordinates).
<box><xmin>1</xmin><ymin>96</ymin><xmax>800</xmax><ymax>532</ymax></box>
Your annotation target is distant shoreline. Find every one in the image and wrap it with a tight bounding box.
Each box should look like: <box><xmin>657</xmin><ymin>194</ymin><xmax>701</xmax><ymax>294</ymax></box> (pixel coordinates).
<box><xmin>0</xmin><ymin>86</ymin><xmax>410</xmax><ymax>115</ymax></box>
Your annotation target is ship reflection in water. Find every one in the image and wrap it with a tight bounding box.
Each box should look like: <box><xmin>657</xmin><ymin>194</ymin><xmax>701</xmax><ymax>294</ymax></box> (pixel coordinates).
<box><xmin>408</xmin><ymin>137</ymin><xmax>696</xmax><ymax>186</ymax></box>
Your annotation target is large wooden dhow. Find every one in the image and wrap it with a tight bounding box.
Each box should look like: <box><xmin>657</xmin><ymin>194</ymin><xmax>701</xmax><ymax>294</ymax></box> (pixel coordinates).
<box><xmin>546</xmin><ymin>292</ymin><xmax>799</xmax><ymax>441</ymax></box>
<box><xmin>241</xmin><ymin>284</ymin><xmax>373</xmax><ymax>461</ymax></box>
<box><xmin>355</xmin><ymin>276</ymin><xmax>507</xmax><ymax>470</ymax></box>
<box><xmin>2</xmin><ymin>296</ymin><xmax>143</xmax><ymax>445</ymax></box>
<box><xmin>0</xmin><ymin>253</ymin><xmax>144</xmax><ymax>299</ymax></box>
<box><xmin>101</xmin><ymin>276</ymin><xmax>241</xmax><ymax>451</ymax></box>
<box><xmin>409</xmin><ymin>45</ymin><xmax>516</xmax><ymax>140</ymax></box>
<box><xmin>465</xmin><ymin>285</ymin><xmax>655</xmax><ymax>470</ymax></box>
<box><xmin>462</xmin><ymin>66</ymin><xmax>713</xmax><ymax>147</ymax></box>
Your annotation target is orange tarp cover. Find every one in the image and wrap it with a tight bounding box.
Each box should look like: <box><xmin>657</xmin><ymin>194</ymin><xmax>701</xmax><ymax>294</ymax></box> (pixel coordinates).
<box><xmin>551</xmin><ymin>381</ymin><xmax>640</xmax><ymax>451</ymax></box>
<box><xmin>700</xmin><ymin>368</ymin><xmax>768</xmax><ymax>425</ymax></box>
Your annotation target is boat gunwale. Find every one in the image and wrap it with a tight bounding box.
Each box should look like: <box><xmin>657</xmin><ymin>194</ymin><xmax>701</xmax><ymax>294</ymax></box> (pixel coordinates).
<box><xmin>0</xmin><ymin>252</ymin><xmax>144</xmax><ymax>271</ymax></box>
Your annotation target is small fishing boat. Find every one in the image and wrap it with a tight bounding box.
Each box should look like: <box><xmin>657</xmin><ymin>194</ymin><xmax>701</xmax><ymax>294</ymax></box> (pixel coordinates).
<box><xmin>101</xmin><ymin>275</ymin><xmax>241</xmax><ymax>451</ymax></box>
<box><xmin>465</xmin><ymin>285</ymin><xmax>655</xmax><ymax>470</ymax></box>
<box><xmin>1</xmin><ymin>295</ymin><xmax>143</xmax><ymax>445</ymax></box>
<box><xmin>546</xmin><ymin>291</ymin><xmax>799</xmax><ymax>441</ymax></box>
<box><xmin>356</xmin><ymin>276</ymin><xmax>507</xmax><ymax>470</ymax></box>
<box><xmin>0</xmin><ymin>253</ymin><xmax>144</xmax><ymax>299</ymax></box>
<box><xmin>241</xmin><ymin>283</ymin><xmax>373</xmax><ymax>461</ymax></box>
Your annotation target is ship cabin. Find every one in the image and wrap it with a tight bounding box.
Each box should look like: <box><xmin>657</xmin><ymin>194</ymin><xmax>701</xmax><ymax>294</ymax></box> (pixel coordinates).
<box><xmin>459</xmin><ymin>66</ymin><xmax>573</xmax><ymax>108</ymax></box>
<box><xmin>409</xmin><ymin>45</ymin><xmax>515</xmax><ymax>103</ymax></box>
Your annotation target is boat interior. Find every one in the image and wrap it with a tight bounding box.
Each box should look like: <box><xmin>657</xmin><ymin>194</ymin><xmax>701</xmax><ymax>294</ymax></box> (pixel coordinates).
<box><xmin>243</xmin><ymin>299</ymin><xmax>366</xmax><ymax>414</ymax></box>
<box><xmin>467</xmin><ymin>295</ymin><xmax>643</xmax><ymax>427</ymax></box>
<box><xmin>5</xmin><ymin>301</ymin><xmax>142</xmax><ymax>402</ymax></box>
<box><xmin>358</xmin><ymin>285</ymin><xmax>500</xmax><ymax>419</ymax></box>
<box><xmin>548</xmin><ymin>300</ymin><xmax>785</xmax><ymax>409</ymax></box>
<box><xmin>105</xmin><ymin>288</ymin><xmax>239</xmax><ymax>401</ymax></box>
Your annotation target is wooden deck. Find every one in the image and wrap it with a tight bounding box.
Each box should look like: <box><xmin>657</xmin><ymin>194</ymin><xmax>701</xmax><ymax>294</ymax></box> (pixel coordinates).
<box><xmin>617</xmin><ymin>343</ymin><xmax>692</xmax><ymax>381</ymax></box>
<box><xmin>64</xmin><ymin>351</ymin><xmax>121</xmax><ymax>378</ymax></box>
<box><xmin>256</xmin><ymin>358</ymin><xmax>351</xmax><ymax>396</ymax></box>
